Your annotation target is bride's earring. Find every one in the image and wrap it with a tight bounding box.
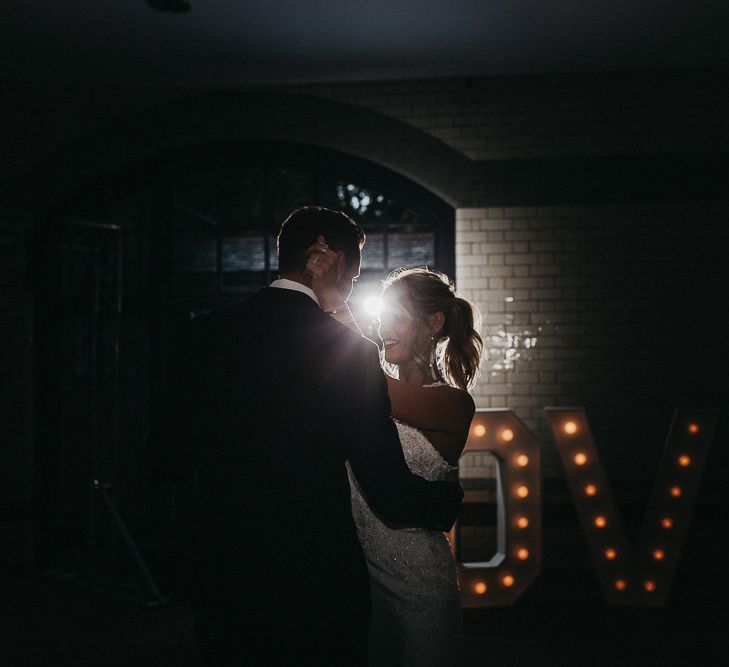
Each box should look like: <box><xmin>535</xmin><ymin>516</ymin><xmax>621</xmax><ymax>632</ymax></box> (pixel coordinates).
<box><xmin>429</xmin><ymin>334</ymin><xmax>438</xmax><ymax>380</ymax></box>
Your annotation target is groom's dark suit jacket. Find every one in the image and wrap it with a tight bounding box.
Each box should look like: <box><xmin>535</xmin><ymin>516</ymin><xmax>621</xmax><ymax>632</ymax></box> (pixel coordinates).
<box><xmin>182</xmin><ymin>287</ymin><xmax>462</xmax><ymax>655</ymax></box>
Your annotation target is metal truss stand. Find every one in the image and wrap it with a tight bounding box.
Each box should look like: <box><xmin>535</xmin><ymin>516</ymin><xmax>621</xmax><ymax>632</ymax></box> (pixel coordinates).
<box><xmin>48</xmin><ymin>220</ymin><xmax>167</xmax><ymax>607</ymax></box>
<box><xmin>88</xmin><ymin>479</ymin><xmax>168</xmax><ymax>607</ymax></box>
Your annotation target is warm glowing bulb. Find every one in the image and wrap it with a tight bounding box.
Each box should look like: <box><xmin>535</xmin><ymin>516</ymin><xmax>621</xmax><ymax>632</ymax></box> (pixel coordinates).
<box><xmin>652</xmin><ymin>549</ymin><xmax>665</xmax><ymax>561</ymax></box>
<box><xmin>516</xmin><ymin>516</ymin><xmax>529</xmax><ymax>529</ymax></box>
<box><xmin>594</xmin><ymin>516</ymin><xmax>607</xmax><ymax>528</ymax></box>
<box><xmin>502</xmin><ymin>575</ymin><xmax>515</xmax><ymax>587</ymax></box>
<box><xmin>644</xmin><ymin>581</ymin><xmax>656</xmax><ymax>592</ymax></box>
<box><xmin>501</xmin><ymin>428</ymin><xmax>514</xmax><ymax>442</ymax></box>
<box><xmin>604</xmin><ymin>548</ymin><xmax>617</xmax><ymax>560</ymax></box>
<box><xmin>473</xmin><ymin>581</ymin><xmax>487</xmax><ymax>595</ymax></box>
<box><xmin>661</xmin><ymin>517</ymin><xmax>674</xmax><ymax>529</ymax></box>
<box><xmin>517</xmin><ymin>548</ymin><xmax>529</xmax><ymax>560</ymax></box>
<box><xmin>574</xmin><ymin>452</ymin><xmax>587</xmax><ymax>465</ymax></box>
<box><xmin>678</xmin><ymin>455</ymin><xmax>691</xmax><ymax>467</ymax></box>
<box><xmin>670</xmin><ymin>486</ymin><xmax>682</xmax><ymax>497</ymax></box>
<box><xmin>564</xmin><ymin>421</ymin><xmax>578</xmax><ymax>435</ymax></box>
<box><xmin>473</xmin><ymin>424</ymin><xmax>486</xmax><ymax>437</ymax></box>
<box><xmin>515</xmin><ymin>454</ymin><xmax>529</xmax><ymax>467</ymax></box>
<box><xmin>516</xmin><ymin>485</ymin><xmax>529</xmax><ymax>499</ymax></box>
<box><xmin>584</xmin><ymin>484</ymin><xmax>597</xmax><ymax>496</ymax></box>
<box><xmin>614</xmin><ymin>579</ymin><xmax>627</xmax><ymax>591</ymax></box>
<box><xmin>688</xmin><ymin>423</ymin><xmax>699</xmax><ymax>434</ymax></box>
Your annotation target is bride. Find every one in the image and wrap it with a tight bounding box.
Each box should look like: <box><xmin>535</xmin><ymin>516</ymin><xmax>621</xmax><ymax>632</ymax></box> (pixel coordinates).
<box><xmin>307</xmin><ymin>242</ymin><xmax>482</xmax><ymax>666</ymax></box>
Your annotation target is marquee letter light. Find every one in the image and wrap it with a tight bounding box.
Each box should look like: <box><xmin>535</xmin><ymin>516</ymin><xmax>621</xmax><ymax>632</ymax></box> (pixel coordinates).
<box><xmin>546</xmin><ymin>407</ymin><xmax>717</xmax><ymax>606</ymax></box>
<box><xmin>454</xmin><ymin>409</ymin><xmax>542</xmax><ymax>607</ymax></box>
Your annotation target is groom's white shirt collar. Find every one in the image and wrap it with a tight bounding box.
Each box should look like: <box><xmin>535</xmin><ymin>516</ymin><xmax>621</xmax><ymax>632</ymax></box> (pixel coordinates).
<box><xmin>269</xmin><ymin>278</ymin><xmax>320</xmax><ymax>307</ymax></box>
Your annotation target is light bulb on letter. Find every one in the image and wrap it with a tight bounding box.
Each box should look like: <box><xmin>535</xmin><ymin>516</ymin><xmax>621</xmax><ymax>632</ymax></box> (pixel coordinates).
<box><xmin>473</xmin><ymin>581</ymin><xmax>487</xmax><ymax>595</ymax></box>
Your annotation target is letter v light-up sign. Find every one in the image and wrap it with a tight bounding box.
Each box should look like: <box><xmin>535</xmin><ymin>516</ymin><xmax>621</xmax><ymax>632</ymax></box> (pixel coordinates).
<box><xmin>546</xmin><ymin>407</ymin><xmax>717</xmax><ymax>606</ymax></box>
<box><xmin>455</xmin><ymin>409</ymin><xmax>542</xmax><ymax>607</ymax></box>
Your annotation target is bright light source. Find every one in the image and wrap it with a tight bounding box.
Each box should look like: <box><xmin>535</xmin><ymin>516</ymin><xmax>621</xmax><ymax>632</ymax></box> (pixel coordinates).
<box><xmin>574</xmin><ymin>452</ymin><xmax>587</xmax><ymax>465</ymax></box>
<box><xmin>661</xmin><ymin>517</ymin><xmax>674</xmax><ymax>529</ymax></box>
<box><xmin>515</xmin><ymin>454</ymin><xmax>529</xmax><ymax>467</ymax></box>
<box><xmin>501</xmin><ymin>428</ymin><xmax>514</xmax><ymax>442</ymax></box>
<box><xmin>688</xmin><ymin>423</ymin><xmax>699</xmax><ymax>434</ymax></box>
<box><xmin>564</xmin><ymin>421</ymin><xmax>578</xmax><ymax>435</ymax></box>
<box><xmin>584</xmin><ymin>484</ymin><xmax>597</xmax><ymax>496</ymax></box>
<box><xmin>502</xmin><ymin>575</ymin><xmax>515</xmax><ymax>587</ymax></box>
<box><xmin>644</xmin><ymin>581</ymin><xmax>656</xmax><ymax>592</ymax></box>
<box><xmin>516</xmin><ymin>485</ymin><xmax>529</xmax><ymax>499</ymax></box>
<box><xmin>517</xmin><ymin>548</ymin><xmax>529</xmax><ymax>560</ymax></box>
<box><xmin>614</xmin><ymin>579</ymin><xmax>627</xmax><ymax>591</ymax></box>
<box><xmin>604</xmin><ymin>548</ymin><xmax>617</xmax><ymax>560</ymax></box>
<box><xmin>473</xmin><ymin>424</ymin><xmax>486</xmax><ymax>437</ymax></box>
<box><xmin>516</xmin><ymin>516</ymin><xmax>529</xmax><ymax>529</ymax></box>
<box><xmin>473</xmin><ymin>581</ymin><xmax>487</xmax><ymax>595</ymax></box>
<box><xmin>594</xmin><ymin>516</ymin><xmax>607</xmax><ymax>528</ymax></box>
<box><xmin>670</xmin><ymin>486</ymin><xmax>682</xmax><ymax>498</ymax></box>
<box><xmin>678</xmin><ymin>455</ymin><xmax>691</xmax><ymax>467</ymax></box>
<box><xmin>652</xmin><ymin>549</ymin><xmax>665</xmax><ymax>561</ymax></box>
<box><xmin>363</xmin><ymin>296</ymin><xmax>383</xmax><ymax>317</ymax></box>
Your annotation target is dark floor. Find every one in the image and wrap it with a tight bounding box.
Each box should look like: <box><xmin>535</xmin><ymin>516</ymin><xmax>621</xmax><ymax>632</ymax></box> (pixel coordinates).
<box><xmin>3</xmin><ymin>566</ymin><xmax>725</xmax><ymax>666</ymax></box>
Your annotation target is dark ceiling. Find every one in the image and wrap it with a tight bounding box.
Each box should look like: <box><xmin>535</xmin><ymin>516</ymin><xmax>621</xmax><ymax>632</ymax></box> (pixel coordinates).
<box><xmin>3</xmin><ymin>1</ymin><xmax>729</xmax><ymax>86</ymax></box>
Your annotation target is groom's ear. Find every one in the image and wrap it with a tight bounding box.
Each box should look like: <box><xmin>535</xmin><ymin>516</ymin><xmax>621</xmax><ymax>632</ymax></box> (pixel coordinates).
<box><xmin>336</xmin><ymin>251</ymin><xmax>345</xmax><ymax>282</ymax></box>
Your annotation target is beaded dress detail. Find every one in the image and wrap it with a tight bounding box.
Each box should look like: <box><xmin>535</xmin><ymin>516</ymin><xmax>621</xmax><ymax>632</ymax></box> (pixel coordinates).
<box><xmin>347</xmin><ymin>385</ymin><xmax>462</xmax><ymax>666</ymax></box>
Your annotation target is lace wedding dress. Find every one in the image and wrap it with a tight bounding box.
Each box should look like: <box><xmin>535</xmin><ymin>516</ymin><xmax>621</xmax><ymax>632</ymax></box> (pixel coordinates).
<box><xmin>347</xmin><ymin>412</ymin><xmax>463</xmax><ymax>666</ymax></box>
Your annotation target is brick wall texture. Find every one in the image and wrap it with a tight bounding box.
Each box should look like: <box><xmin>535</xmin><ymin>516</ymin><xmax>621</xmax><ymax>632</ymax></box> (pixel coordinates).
<box><xmin>280</xmin><ymin>69</ymin><xmax>729</xmax><ymax>160</ymax></box>
<box><xmin>455</xmin><ymin>202</ymin><xmax>729</xmax><ymax>478</ymax></box>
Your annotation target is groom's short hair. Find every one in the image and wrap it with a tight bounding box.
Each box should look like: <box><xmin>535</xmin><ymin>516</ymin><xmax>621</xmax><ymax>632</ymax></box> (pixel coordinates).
<box><xmin>277</xmin><ymin>206</ymin><xmax>366</xmax><ymax>273</ymax></box>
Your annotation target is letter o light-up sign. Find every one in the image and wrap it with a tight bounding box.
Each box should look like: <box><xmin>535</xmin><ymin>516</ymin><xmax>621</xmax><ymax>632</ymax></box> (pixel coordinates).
<box><xmin>455</xmin><ymin>409</ymin><xmax>541</xmax><ymax>607</ymax></box>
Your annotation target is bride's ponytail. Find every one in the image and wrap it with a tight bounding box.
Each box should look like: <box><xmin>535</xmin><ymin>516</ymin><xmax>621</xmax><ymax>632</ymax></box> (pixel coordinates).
<box><xmin>382</xmin><ymin>268</ymin><xmax>483</xmax><ymax>391</ymax></box>
<box><xmin>443</xmin><ymin>295</ymin><xmax>482</xmax><ymax>391</ymax></box>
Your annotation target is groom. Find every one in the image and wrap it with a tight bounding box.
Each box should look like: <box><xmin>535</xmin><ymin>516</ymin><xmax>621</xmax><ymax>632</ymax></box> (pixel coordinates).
<box><xmin>185</xmin><ymin>206</ymin><xmax>463</xmax><ymax>665</ymax></box>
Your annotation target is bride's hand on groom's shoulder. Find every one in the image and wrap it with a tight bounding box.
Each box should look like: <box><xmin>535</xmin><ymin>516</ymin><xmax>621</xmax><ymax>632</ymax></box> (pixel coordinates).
<box><xmin>305</xmin><ymin>235</ymin><xmax>346</xmax><ymax>309</ymax></box>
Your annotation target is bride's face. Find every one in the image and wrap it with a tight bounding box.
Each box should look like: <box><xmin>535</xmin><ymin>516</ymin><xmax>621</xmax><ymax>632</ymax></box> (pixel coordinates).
<box><xmin>379</xmin><ymin>292</ymin><xmax>430</xmax><ymax>367</ymax></box>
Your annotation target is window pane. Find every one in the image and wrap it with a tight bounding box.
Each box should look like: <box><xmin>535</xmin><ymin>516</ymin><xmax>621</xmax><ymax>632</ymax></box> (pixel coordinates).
<box><xmin>388</xmin><ymin>232</ymin><xmax>435</xmax><ymax>269</ymax></box>
<box><xmin>225</xmin><ymin>169</ymin><xmax>267</xmax><ymax>235</ymax></box>
<box><xmin>360</xmin><ymin>230</ymin><xmax>385</xmax><ymax>270</ymax></box>
<box><xmin>222</xmin><ymin>234</ymin><xmax>266</xmax><ymax>272</ymax></box>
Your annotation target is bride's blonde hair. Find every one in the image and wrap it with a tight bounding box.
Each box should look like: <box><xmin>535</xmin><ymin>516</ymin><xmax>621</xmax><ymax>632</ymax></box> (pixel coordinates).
<box><xmin>381</xmin><ymin>268</ymin><xmax>483</xmax><ymax>391</ymax></box>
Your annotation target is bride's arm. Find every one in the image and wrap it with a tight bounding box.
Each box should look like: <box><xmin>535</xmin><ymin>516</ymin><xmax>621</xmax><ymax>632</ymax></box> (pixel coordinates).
<box><xmin>386</xmin><ymin>376</ymin><xmax>474</xmax><ymax>465</ymax></box>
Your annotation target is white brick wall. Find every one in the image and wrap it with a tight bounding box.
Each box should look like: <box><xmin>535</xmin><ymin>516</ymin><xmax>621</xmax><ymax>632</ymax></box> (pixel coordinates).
<box><xmin>280</xmin><ymin>70</ymin><xmax>729</xmax><ymax>160</ymax></box>
<box><xmin>455</xmin><ymin>201</ymin><xmax>729</xmax><ymax>478</ymax></box>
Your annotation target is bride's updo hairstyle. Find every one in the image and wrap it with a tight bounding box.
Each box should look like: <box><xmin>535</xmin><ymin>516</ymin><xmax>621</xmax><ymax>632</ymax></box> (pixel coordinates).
<box><xmin>382</xmin><ymin>267</ymin><xmax>483</xmax><ymax>391</ymax></box>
